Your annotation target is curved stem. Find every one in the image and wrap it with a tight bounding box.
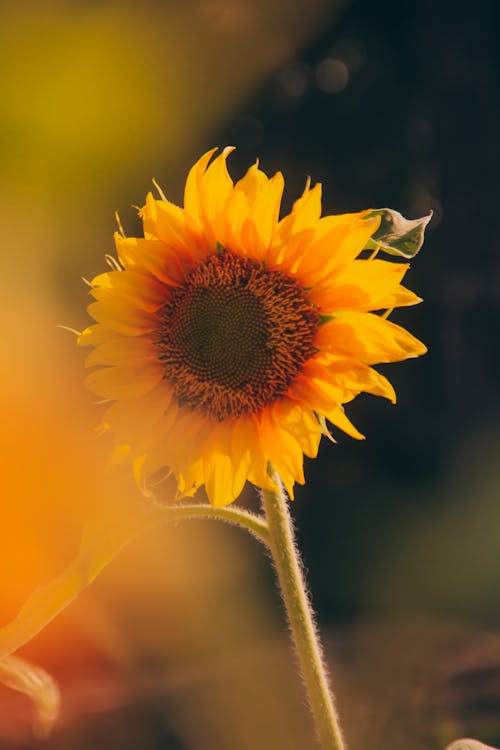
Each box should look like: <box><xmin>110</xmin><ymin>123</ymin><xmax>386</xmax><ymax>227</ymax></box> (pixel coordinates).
<box><xmin>0</xmin><ymin>502</ymin><xmax>269</xmax><ymax>662</ymax></box>
<box><xmin>151</xmin><ymin>503</ymin><xmax>270</xmax><ymax>547</ymax></box>
<box><xmin>261</xmin><ymin>475</ymin><xmax>346</xmax><ymax>750</ymax></box>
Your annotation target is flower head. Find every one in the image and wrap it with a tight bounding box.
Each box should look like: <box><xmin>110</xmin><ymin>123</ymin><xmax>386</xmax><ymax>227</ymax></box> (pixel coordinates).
<box><xmin>80</xmin><ymin>148</ymin><xmax>426</xmax><ymax>506</ymax></box>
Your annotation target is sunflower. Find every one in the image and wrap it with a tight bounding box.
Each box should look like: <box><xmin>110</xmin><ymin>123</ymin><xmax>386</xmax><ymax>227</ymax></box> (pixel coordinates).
<box><xmin>79</xmin><ymin>147</ymin><xmax>426</xmax><ymax>506</ymax></box>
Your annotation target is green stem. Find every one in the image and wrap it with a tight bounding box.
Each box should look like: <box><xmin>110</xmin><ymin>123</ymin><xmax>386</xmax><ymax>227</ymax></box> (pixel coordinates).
<box><xmin>0</xmin><ymin>502</ymin><xmax>269</xmax><ymax>662</ymax></box>
<box><xmin>261</xmin><ymin>475</ymin><xmax>346</xmax><ymax>750</ymax></box>
<box><xmin>152</xmin><ymin>503</ymin><xmax>270</xmax><ymax>547</ymax></box>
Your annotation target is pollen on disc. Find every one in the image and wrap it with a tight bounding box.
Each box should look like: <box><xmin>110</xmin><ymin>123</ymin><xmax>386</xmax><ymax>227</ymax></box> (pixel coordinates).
<box><xmin>157</xmin><ymin>249</ymin><xmax>319</xmax><ymax>421</ymax></box>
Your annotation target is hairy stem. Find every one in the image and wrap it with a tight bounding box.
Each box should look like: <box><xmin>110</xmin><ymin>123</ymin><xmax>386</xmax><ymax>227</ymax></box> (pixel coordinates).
<box><xmin>152</xmin><ymin>502</ymin><xmax>270</xmax><ymax>546</ymax></box>
<box><xmin>261</xmin><ymin>476</ymin><xmax>346</xmax><ymax>750</ymax></box>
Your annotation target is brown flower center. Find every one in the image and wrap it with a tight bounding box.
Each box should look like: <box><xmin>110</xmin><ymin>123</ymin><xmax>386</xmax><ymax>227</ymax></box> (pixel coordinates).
<box><xmin>157</xmin><ymin>249</ymin><xmax>319</xmax><ymax>420</ymax></box>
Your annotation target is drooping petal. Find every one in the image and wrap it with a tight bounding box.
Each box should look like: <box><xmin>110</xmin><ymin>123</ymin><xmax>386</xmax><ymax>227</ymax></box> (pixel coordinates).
<box><xmin>259</xmin><ymin>405</ymin><xmax>306</xmax><ymax>498</ymax></box>
<box><xmin>287</xmin><ymin>357</ymin><xmax>345</xmax><ymax>412</ymax></box>
<box><xmin>310</xmin><ymin>259</ymin><xmax>422</xmax><ymax>312</ymax></box>
<box><xmin>316</xmin><ymin>312</ymin><xmax>427</xmax><ymax>365</ymax></box>
<box><xmin>315</xmin><ymin>354</ymin><xmax>397</xmax><ymax>403</ymax></box>
<box><xmin>324</xmin><ymin>404</ymin><xmax>365</xmax><ymax>440</ymax></box>
<box><xmin>202</xmin><ymin>421</ymin><xmax>249</xmax><ymax>507</ymax></box>
<box><xmin>232</xmin><ymin>415</ymin><xmax>274</xmax><ymax>492</ymax></box>
<box><xmin>273</xmin><ymin>398</ymin><xmax>322</xmax><ymax>459</ymax></box>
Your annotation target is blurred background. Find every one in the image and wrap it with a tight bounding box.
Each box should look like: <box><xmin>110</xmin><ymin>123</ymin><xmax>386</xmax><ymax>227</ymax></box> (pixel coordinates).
<box><xmin>1</xmin><ymin>0</ymin><xmax>499</xmax><ymax>748</ymax></box>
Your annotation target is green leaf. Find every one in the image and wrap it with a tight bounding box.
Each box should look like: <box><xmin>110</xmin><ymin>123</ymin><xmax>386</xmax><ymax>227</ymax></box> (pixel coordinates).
<box><xmin>365</xmin><ymin>208</ymin><xmax>432</xmax><ymax>258</ymax></box>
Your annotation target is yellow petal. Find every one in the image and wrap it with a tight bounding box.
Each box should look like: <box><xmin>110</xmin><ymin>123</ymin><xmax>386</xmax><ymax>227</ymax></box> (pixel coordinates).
<box><xmin>133</xmin><ymin>400</ymin><xmax>181</xmax><ymax>480</ymax></box>
<box><xmin>77</xmin><ymin>323</ymin><xmax>121</xmax><ymax>347</ymax></box>
<box><xmin>259</xmin><ymin>405</ymin><xmax>305</xmax><ymax>490</ymax></box>
<box><xmin>240</xmin><ymin>171</ymin><xmax>285</xmax><ymax>260</ymax></box>
<box><xmin>141</xmin><ymin>192</ymin><xmax>206</xmax><ymax>260</ymax></box>
<box><xmin>184</xmin><ymin>148</ymin><xmax>235</xmax><ymax>245</ymax></box>
<box><xmin>234</xmin><ymin>161</ymin><xmax>268</xmax><ymax>201</ymax></box>
<box><xmin>221</xmin><ymin>188</ymin><xmax>250</xmax><ymax>249</ymax></box>
<box><xmin>311</xmin><ymin>259</ymin><xmax>422</xmax><ymax>312</ymax></box>
<box><xmin>201</xmin><ymin>147</ymin><xmax>235</xmax><ymax>214</ymax></box>
<box><xmin>267</xmin><ymin>226</ymin><xmax>316</xmax><ymax>270</ymax></box>
<box><xmin>87</xmin><ymin>299</ymin><xmax>159</xmax><ymax>336</ymax></box>
<box><xmin>150</xmin><ymin>408</ymin><xmax>210</xmax><ymax>493</ymax></box>
<box><xmin>103</xmin><ymin>382</ymin><xmax>174</xmax><ymax>444</ymax></box>
<box><xmin>295</xmin><ymin>215</ymin><xmax>380</xmax><ymax>287</ymax></box>
<box><xmin>278</xmin><ymin>181</ymin><xmax>322</xmax><ymax>240</ymax></box>
<box><xmin>323</xmin><ymin>356</ymin><xmax>397</xmax><ymax>403</ymax></box>
<box><xmin>203</xmin><ymin>421</ymin><xmax>248</xmax><ymax>507</ymax></box>
<box><xmin>311</xmin><ymin>209</ymin><xmax>372</xmax><ymax>243</ymax></box>
<box><xmin>273</xmin><ymin>398</ymin><xmax>322</xmax><ymax>459</ymax></box>
<box><xmin>232</xmin><ymin>415</ymin><xmax>273</xmax><ymax>491</ymax></box>
<box><xmin>114</xmin><ymin>233</ymin><xmax>186</xmax><ymax>286</ymax></box>
<box><xmin>84</xmin><ymin>336</ymin><xmax>160</xmax><ymax>368</ymax></box>
<box><xmin>329</xmin><ymin>215</ymin><xmax>381</xmax><ymax>266</ymax></box>
<box><xmin>275</xmin><ymin>217</ymin><xmax>354</xmax><ymax>282</ymax></box>
<box><xmin>141</xmin><ymin>191</ymin><xmax>184</xmax><ymax>243</ymax></box>
<box><xmin>85</xmin><ymin>362</ymin><xmax>163</xmax><ymax>399</ymax></box>
<box><xmin>90</xmin><ymin>269</ymin><xmax>168</xmax><ymax>312</ymax></box>
<box><xmin>316</xmin><ymin>312</ymin><xmax>427</xmax><ymax>365</ymax></box>
<box><xmin>289</xmin><ymin>376</ymin><xmax>340</xmax><ymax>413</ymax></box>
<box><xmin>183</xmin><ymin>147</ymin><xmax>218</xmax><ymax>225</ymax></box>
<box><xmin>324</xmin><ymin>403</ymin><xmax>365</xmax><ymax>440</ymax></box>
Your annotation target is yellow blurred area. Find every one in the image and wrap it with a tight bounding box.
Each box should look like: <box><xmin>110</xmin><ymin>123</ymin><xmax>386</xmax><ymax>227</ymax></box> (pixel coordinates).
<box><xmin>0</xmin><ymin>297</ymin><xmax>104</xmax><ymax>617</ymax></box>
<box><xmin>0</xmin><ymin>0</ymin><xmax>341</xmax><ymax>596</ymax></box>
<box><xmin>0</xmin><ymin>0</ymin><xmax>346</xmax><ymax>746</ymax></box>
<box><xmin>0</xmin><ymin>0</ymin><xmax>341</xmax><ymax>283</ymax></box>
<box><xmin>0</xmin><ymin>291</ymin><xmax>323</xmax><ymax>748</ymax></box>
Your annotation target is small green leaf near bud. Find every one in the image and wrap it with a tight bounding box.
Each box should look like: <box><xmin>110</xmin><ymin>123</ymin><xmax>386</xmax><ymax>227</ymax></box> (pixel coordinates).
<box><xmin>365</xmin><ymin>208</ymin><xmax>432</xmax><ymax>258</ymax></box>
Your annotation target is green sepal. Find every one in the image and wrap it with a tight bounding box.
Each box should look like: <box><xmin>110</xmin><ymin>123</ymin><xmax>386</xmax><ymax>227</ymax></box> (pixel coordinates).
<box><xmin>318</xmin><ymin>313</ymin><xmax>335</xmax><ymax>325</ymax></box>
<box><xmin>318</xmin><ymin>311</ymin><xmax>353</xmax><ymax>325</ymax></box>
<box><xmin>365</xmin><ymin>208</ymin><xmax>432</xmax><ymax>258</ymax></box>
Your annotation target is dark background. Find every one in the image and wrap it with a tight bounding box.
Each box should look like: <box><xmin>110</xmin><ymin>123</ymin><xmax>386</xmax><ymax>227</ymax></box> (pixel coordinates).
<box><xmin>210</xmin><ymin>0</ymin><xmax>500</xmax><ymax>623</ymax></box>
